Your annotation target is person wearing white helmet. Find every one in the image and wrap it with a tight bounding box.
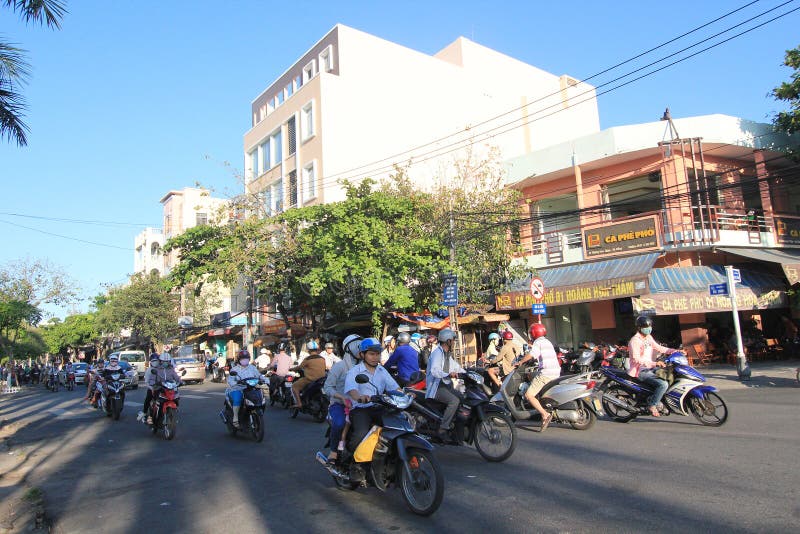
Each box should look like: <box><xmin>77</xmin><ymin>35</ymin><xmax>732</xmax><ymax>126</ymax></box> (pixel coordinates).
<box><xmin>425</xmin><ymin>328</ymin><xmax>465</xmax><ymax>440</ymax></box>
<box><xmin>320</xmin><ymin>334</ymin><xmax>362</xmax><ymax>462</ymax></box>
<box><xmin>380</xmin><ymin>336</ymin><xmax>395</xmax><ymax>365</ymax></box>
<box><xmin>146</xmin><ymin>352</ymin><xmax>183</xmax><ymax>423</ymax></box>
<box><xmin>289</xmin><ymin>340</ymin><xmax>326</xmax><ymax>409</ymax></box>
<box><xmin>321</xmin><ymin>342</ymin><xmax>341</xmax><ymax>370</ymax></box>
<box><xmin>255</xmin><ymin>348</ymin><xmax>272</xmax><ymax>373</ymax></box>
<box><xmin>482</xmin><ymin>332</ymin><xmax>503</xmax><ymax>387</ymax></box>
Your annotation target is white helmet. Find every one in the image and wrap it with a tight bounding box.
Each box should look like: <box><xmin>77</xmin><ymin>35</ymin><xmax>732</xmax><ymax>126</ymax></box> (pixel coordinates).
<box><xmin>342</xmin><ymin>334</ymin><xmax>363</xmax><ymax>359</ymax></box>
<box><xmin>109</xmin><ymin>354</ymin><xmax>119</xmax><ymax>362</ymax></box>
<box><xmin>260</xmin><ymin>348</ymin><xmax>269</xmax><ymax>354</ymax></box>
<box><xmin>158</xmin><ymin>353</ymin><xmax>171</xmax><ymax>364</ymax></box>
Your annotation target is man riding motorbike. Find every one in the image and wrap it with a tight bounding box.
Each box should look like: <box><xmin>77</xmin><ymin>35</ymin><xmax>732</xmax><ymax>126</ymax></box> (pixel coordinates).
<box><xmin>481</xmin><ymin>332</ymin><xmax>502</xmax><ymax>387</ymax></box>
<box><xmin>384</xmin><ymin>332</ymin><xmax>420</xmax><ymax>386</ymax></box>
<box><xmin>138</xmin><ymin>353</ymin><xmax>162</xmax><ymax>423</ymax></box>
<box><xmin>321</xmin><ymin>334</ymin><xmax>362</xmax><ymax>462</ymax></box>
<box><xmin>344</xmin><ymin>337</ymin><xmax>401</xmax><ymax>480</ymax></box>
<box><xmin>226</xmin><ymin>349</ymin><xmax>266</xmax><ymax>428</ymax></box>
<box><xmin>517</xmin><ymin>323</ymin><xmax>561</xmax><ymax>432</ymax></box>
<box><xmin>86</xmin><ymin>359</ymin><xmax>105</xmax><ymax>404</ymax></box>
<box><xmin>321</xmin><ymin>343</ymin><xmax>341</xmax><ymax>371</ymax></box>
<box><xmin>290</xmin><ymin>341</ymin><xmax>326</xmax><ymax>409</ymax></box>
<box><xmin>268</xmin><ymin>343</ymin><xmax>293</xmax><ymax>398</ymax></box>
<box><xmin>425</xmin><ymin>328</ymin><xmax>465</xmax><ymax>440</ymax></box>
<box><xmin>255</xmin><ymin>348</ymin><xmax>272</xmax><ymax>373</ymax></box>
<box><xmin>487</xmin><ymin>331</ymin><xmax>519</xmax><ymax>388</ymax></box>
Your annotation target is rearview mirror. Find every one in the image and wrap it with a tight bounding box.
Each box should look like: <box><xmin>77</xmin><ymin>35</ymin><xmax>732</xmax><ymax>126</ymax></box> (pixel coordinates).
<box><xmin>355</xmin><ymin>373</ymin><xmax>369</xmax><ymax>384</ymax></box>
<box><xmin>229</xmin><ymin>370</ymin><xmax>238</xmax><ymax>376</ymax></box>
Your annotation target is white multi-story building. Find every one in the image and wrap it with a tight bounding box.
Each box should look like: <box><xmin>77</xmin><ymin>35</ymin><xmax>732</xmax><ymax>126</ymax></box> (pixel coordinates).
<box><xmin>243</xmin><ymin>23</ymin><xmax>600</xmax><ymax>211</ymax></box>
<box><xmin>133</xmin><ymin>227</ymin><xmax>164</xmax><ymax>276</ymax></box>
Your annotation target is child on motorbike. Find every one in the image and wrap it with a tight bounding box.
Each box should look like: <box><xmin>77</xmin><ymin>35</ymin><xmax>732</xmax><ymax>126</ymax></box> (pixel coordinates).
<box><xmin>321</xmin><ymin>334</ymin><xmax>362</xmax><ymax>463</ymax></box>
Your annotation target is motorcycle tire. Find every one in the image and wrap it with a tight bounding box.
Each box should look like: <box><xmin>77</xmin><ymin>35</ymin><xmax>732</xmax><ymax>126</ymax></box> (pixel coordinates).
<box><xmin>688</xmin><ymin>391</ymin><xmax>728</xmax><ymax>427</ymax></box>
<box><xmin>251</xmin><ymin>412</ymin><xmax>264</xmax><ymax>442</ymax></box>
<box><xmin>601</xmin><ymin>384</ymin><xmax>638</xmax><ymax>423</ymax></box>
<box><xmin>113</xmin><ymin>398</ymin><xmax>122</xmax><ymax>421</ymax></box>
<box><xmin>313</xmin><ymin>397</ymin><xmax>329</xmax><ymax>423</ymax></box>
<box><xmin>163</xmin><ymin>407</ymin><xmax>177</xmax><ymax>440</ymax></box>
<box><xmin>473</xmin><ymin>412</ymin><xmax>517</xmax><ymax>462</ymax></box>
<box><xmin>567</xmin><ymin>400</ymin><xmax>596</xmax><ymax>430</ymax></box>
<box><xmin>290</xmin><ymin>407</ymin><xmax>299</xmax><ymax>419</ymax></box>
<box><xmin>398</xmin><ymin>448</ymin><xmax>444</xmax><ymax>516</ymax></box>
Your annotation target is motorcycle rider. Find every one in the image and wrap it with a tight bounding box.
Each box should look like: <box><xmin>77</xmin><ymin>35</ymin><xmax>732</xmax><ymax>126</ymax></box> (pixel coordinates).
<box><xmin>147</xmin><ymin>353</ymin><xmax>183</xmax><ymax>423</ymax></box>
<box><xmin>268</xmin><ymin>343</ymin><xmax>293</xmax><ymax>397</ymax></box>
<box><xmin>290</xmin><ymin>341</ymin><xmax>326</xmax><ymax>409</ymax></box>
<box><xmin>425</xmin><ymin>328</ymin><xmax>465</xmax><ymax>440</ymax></box>
<box><xmin>322</xmin><ymin>334</ymin><xmax>362</xmax><ymax>462</ymax></box>
<box><xmin>418</xmin><ymin>334</ymin><xmax>436</xmax><ymax>371</ymax></box>
<box><xmin>482</xmin><ymin>332</ymin><xmax>502</xmax><ymax>387</ymax></box>
<box><xmin>487</xmin><ymin>330</ymin><xmax>519</xmax><ymax>388</ymax></box>
<box><xmin>85</xmin><ymin>359</ymin><xmax>105</xmax><ymax>404</ymax></box>
<box><xmin>517</xmin><ymin>323</ymin><xmax>560</xmax><ymax>432</ymax></box>
<box><xmin>226</xmin><ymin>349</ymin><xmax>266</xmax><ymax>428</ymax></box>
<box><xmin>138</xmin><ymin>353</ymin><xmax>162</xmax><ymax>423</ymax></box>
<box><xmin>321</xmin><ymin>343</ymin><xmax>341</xmax><ymax>371</ymax></box>
<box><xmin>380</xmin><ymin>336</ymin><xmax>395</xmax><ymax>365</ymax></box>
<box><xmin>255</xmin><ymin>348</ymin><xmax>272</xmax><ymax>373</ymax></box>
<box><xmin>628</xmin><ymin>315</ymin><xmax>674</xmax><ymax>417</ymax></box>
<box><xmin>344</xmin><ymin>337</ymin><xmax>401</xmax><ymax>473</ymax></box>
<box><xmin>383</xmin><ymin>332</ymin><xmax>419</xmax><ymax>386</ymax></box>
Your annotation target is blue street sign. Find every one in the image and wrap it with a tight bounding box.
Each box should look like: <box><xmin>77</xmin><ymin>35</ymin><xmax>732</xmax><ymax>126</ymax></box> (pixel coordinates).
<box><xmin>442</xmin><ymin>274</ymin><xmax>458</xmax><ymax>306</ymax></box>
<box><xmin>709</xmin><ymin>283</ymin><xmax>729</xmax><ymax>296</ymax></box>
<box><xmin>731</xmin><ymin>268</ymin><xmax>741</xmax><ymax>283</ymax></box>
<box><xmin>531</xmin><ymin>303</ymin><xmax>547</xmax><ymax>314</ymax></box>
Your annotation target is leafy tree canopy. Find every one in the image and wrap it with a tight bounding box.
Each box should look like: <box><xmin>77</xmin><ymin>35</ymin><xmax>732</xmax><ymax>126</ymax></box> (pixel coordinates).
<box><xmin>42</xmin><ymin>312</ymin><xmax>99</xmax><ymax>355</ymax></box>
<box><xmin>773</xmin><ymin>44</ymin><xmax>800</xmax><ymax>153</ymax></box>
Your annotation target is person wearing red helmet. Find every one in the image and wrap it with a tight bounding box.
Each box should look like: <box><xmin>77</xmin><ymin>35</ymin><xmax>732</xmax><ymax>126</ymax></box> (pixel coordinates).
<box><xmin>518</xmin><ymin>323</ymin><xmax>560</xmax><ymax>431</ymax></box>
<box><xmin>487</xmin><ymin>329</ymin><xmax>520</xmax><ymax>387</ymax></box>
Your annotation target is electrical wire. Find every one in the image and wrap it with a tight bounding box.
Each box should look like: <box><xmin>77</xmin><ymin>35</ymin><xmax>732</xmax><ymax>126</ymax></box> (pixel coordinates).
<box><xmin>0</xmin><ymin>219</ymin><xmax>133</xmax><ymax>251</ymax></box>
<box><xmin>0</xmin><ymin>212</ymin><xmax>160</xmax><ymax>228</ymax></box>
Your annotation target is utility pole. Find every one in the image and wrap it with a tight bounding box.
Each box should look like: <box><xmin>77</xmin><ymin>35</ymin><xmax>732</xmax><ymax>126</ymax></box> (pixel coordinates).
<box><xmin>447</xmin><ymin>195</ymin><xmax>462</xmax><ymax>363</ymax></box>
<box><xmin>726</xmin><ymin>266</ymin><xmax>751</xmax><ymax>381</ymax></box>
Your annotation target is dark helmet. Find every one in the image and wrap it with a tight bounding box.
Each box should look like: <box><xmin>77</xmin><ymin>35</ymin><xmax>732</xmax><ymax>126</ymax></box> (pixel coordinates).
<box><xmin>278</xmin><ymin>342</ymin><xmax>289</xmax><ymax>352</ymax></box>
<box><xmin>237</xmin><ymin>349</ymin><xmax>251</xmax><ymax>360</ymax></box>
<box><xmin>396</xmin><ymin>332</ymin><xmax>411</xmax><ymax>344</ymax></box>
<box><xmin>635</xmin><ymin>316</ymin><xmax>653</xmax><ymax>329</ymax></box>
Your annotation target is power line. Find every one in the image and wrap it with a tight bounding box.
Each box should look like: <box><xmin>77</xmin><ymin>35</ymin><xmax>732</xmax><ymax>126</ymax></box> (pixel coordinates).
<box><xmin>0</xmin><ymin>211</ymin><xmax>160</xmax><ymax>228</ymax></box>
<box><xmin>0</xmin><ymin>219</ymin><xmax>134</xmax><ymax>251</ymax></box>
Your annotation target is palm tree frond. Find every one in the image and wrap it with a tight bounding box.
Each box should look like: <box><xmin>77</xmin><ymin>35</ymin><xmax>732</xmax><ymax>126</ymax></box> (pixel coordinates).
<box><xmin>0</xmin><ymin>86</ymin><xmax>29</xmax><ymax>146</ymax></box>
<box><xmin>3</xmin><ymin>0</ymin><xmax>68</xmax><ymax>29</ymax></box>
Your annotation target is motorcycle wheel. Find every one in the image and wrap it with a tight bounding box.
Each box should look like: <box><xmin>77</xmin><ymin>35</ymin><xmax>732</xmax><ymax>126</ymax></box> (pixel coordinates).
<box><xmin>163</xmin><ymin>407</ymin><xmax>177</xmax><ymax>440</ymax></box>
<box><xmin>398</xmin><ymin>448</ymin><xmax>444</xmax><ymax>516</ymax></box>
<box><xmin>313</xmin><ymin>398</ymin><xmax>329</xmax><ymax>423</ymax></box>
<box><xmin>567</xmin><ymin>400</ymin><xmax>596</xmax><ymax>430</ymax></box>
<box><xmin>290</xmin><ymin>407</ymin><xmax>299</xmax><ymax>419</ymax></box>
<box><xmin>688</xmin><ymin>391</ymin><xmax>728</xmax><ymax>427</ymax></box>
<box><xmin>251</xmin><ymin>412</ymin><xmax>264</xmax><ymax>442</ymax></box>
<box><xmin>112</xmin><ymin>399</ymin><xmax>122</xmax><ymax>421</ymax></box>
<box><xmin>601</xmin><ymin>385</ymin><xmax>638</xmax><ymax>423</ymax></box>
<box><xmin>473</xmin><ymin>412</ymin><xmax>516</xmax><ymax>462</ymax></box>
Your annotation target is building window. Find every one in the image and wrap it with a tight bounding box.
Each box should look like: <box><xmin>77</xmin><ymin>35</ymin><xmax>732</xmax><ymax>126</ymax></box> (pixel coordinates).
<box><xmin>302</xmin><ymin>60</ymin><xmax>316</xmax><ymax>83</ymax></box>
<box><xmin>196</xmin><ymin>212</ymin><xmax>208</xmax><ymax>226</ymax></box>
<box><xmin>272</xmin><ymin>179</ymin><xmax>284</xmax><ymax>214</ymax></box>
<box><xmin>249</xmin><ymin>149</ymin><xmax>259</xmax><ymax>181</ymax></box>
<box><xmin>301</xmin><ymin>101</ymin><xmax>315</xmax><ymax>141</ymax></box>
<box><xmin>260</xmin><ymin>139</ymin><xmax>270</xmax><ymax>172</ymax></box>
<box><xmin>267</xmin><ymin>97</ymin><xmax>275</xmax><ymax>114</ymax></box>
<box><xmin>264</xmin><ymin>188</ymin><xmax>273</xmax><ymax>217</ymax></box>
<box><xmin>287</xmin><ymin>116</ymin><xmax>296</xmax><ymax>155</ymax></box>
<box><xmin>286</xmin><ymin>81</ymin><xmax>294</xmax><ymax>98</ymax></box>
<box><xmin>303</xmin><ymin>160</ymin><xmax>317</xmax><ymax>200</ymax></box>
<box><xmin>276</xmin><ymin>90</ymin><xmax>285</xmax><ymax>106</ymax></box>
<box><xmin>288</xmin><ymin>170</ymin><xmax>298</xmax><ymax>208</ymax></box>
<box><xmin>271</xmin><ymin>128</ymin><xmax>282</xmax><ymax>164</ymax></box>
<box><xmin>319</xmin><ymin>45</ymin><xmax>334</xmax><ymax>72</ymax></box>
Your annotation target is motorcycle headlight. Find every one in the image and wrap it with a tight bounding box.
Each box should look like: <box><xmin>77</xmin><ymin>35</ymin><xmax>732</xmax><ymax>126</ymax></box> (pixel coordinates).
<box><xmin>111</xmin><ymin>373</ymin><xmax>120</xmax><ymax>380</ymax></box>
<box><xmin>246</xmin><ymin>379</ymin><xmax>259</xmax><ymax>387</ymax></box>
<box><xmin>467</xmin><ymin>370</ymin><xmax>484</xmax><ymax>385</ymax></box>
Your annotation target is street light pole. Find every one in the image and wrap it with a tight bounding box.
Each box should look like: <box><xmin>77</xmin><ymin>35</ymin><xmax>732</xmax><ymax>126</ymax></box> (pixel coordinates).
<box><xmin>726</xmin><ymin>265</ymin><xmax>751</xmax><ymax>381</ymax></box>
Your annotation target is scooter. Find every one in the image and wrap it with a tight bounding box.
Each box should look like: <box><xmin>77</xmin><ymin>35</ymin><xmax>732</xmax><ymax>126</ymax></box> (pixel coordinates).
<box><xmin>315</xmin><ymin>373</ymin><xmax>444</xmax><ymax>516</ymax></box>
<box><xmin>290</xmin><ymin>371</ymin><xmax>329</xmax><ymax>422</ymax></box>
<box><xmin>145</xmin><ymin>370</ymin><xmax>185</xmax><ymax>440</ymax></box>
<box><xmin>105</xmin><ymin>370</ymin><xmax>126</xmax><ymax>420</ymax></box>
<box><xmin>491</xmin><ymin>364</ymin><xmax>599</xmax><ymax>430</ymax></box>
<box><xmin>220</xmin><ymin>371</ymin><xmax>267</xmax><ymax>442</ymax></box>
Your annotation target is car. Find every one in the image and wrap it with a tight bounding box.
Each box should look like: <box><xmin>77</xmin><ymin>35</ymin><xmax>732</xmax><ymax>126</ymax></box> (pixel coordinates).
<box><xmin>173</xmin><ymin>357</ymin><xmax>205</xmax><ymax>384</ymax></box>
<box><xmin>118</xmin><ymin>350</ymin><xmax>147</xmax><ymax>379</ymax></box>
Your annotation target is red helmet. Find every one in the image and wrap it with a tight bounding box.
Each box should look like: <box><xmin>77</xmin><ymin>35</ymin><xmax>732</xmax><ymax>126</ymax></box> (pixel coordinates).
<box><xmin>530</xmin><ymin>323</ymin><xmax>547</xmax><ymax>339</ymax></box>
<box><xmin>502</xmin><ymin>330</ymin><xmax>514</xmax><ymax>340</ymax></box>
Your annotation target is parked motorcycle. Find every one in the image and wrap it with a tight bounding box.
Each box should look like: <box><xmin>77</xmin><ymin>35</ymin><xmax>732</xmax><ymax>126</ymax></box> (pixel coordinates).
<box><xmin>220</xmin><ymin>372</ymin><xmax>267</xmax><ymax>442</ymax></box>
<box><xmin>290</xmin><ymin>371</ymin><xmax>329</xmax><ymax>423</ymax></box>
<box><xmin>405</xmin><ymin>369</ymin><xmax>516</xmax><ymax>462</ymax></box>
<box><xmin>146</xmin><ymin>374</ymin><xmax>184</xmax><ymax>440</ymax></box>
<box><xmin>558</xmin><ymin>342</ymin><xmax>601</xmax><ymax>374</ymax></box>
<box><xmin>316</xmin><ymin>374</ymin><xmax>444</xmax><ymax>516</ymax></box>
<box><xmin>492</xmin><ymin>364</ymin><xmax>599</xmax><ymax>430</ymax></box>
<box><xmin>597</xmin><ymin>352</ymin><xmax>728</xmax><ymax>426</ymax></box>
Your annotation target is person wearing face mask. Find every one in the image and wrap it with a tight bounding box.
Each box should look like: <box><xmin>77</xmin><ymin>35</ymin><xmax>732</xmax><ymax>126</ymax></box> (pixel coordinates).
<box><xmin>138</xmin><ymin>354</ymin><xmax>162</xmax><ymax>423</ymax></box>
<box><xmin>628</xmin><ymin>316</ymin><xmax>675</xmax><ymax>417</ymax></box>
<box><xmin>226</xmin><ymin>349</ymin><xmax>266</xmax><ymax>428</ymax></box>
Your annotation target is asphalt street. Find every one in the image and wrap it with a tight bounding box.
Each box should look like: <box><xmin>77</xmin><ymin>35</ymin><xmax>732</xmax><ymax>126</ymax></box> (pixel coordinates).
<box><xmin>1</xmin><ymin>364</ymin><xmax>798</xmax><ymax>534</ymax></box>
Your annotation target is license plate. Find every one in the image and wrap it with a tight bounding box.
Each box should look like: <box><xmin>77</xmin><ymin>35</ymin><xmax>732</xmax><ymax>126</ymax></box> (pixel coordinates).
<box><xmin>592</xmin><ymin>397</ymin><xmax>603</xmax><ymax>411</ymax></box>
<box><xmin>285</xmin><ymin>382</ymin><xmax>292</xmax><ymax>388</ymax></box>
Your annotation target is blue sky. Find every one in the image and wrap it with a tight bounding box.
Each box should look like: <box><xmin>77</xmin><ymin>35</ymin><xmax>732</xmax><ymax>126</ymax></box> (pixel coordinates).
<box><xmin>1</xmin><ymin>0</ymin><xmax>797</xmax><ymax>318</ymax></box>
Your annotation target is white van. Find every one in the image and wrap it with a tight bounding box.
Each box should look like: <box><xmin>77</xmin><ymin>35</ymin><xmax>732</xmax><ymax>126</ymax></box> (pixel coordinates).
<box><xmin>119</xmin><ymin>350</ymin><xmax>147</xmax><ymax>379</ymax></box>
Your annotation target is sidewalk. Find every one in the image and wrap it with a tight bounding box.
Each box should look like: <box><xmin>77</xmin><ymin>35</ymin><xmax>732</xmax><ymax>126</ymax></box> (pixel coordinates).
<box><xmin>700</xmin><ymin>359</ymin><xmax>799</xmax><ymax>390</ymax></box>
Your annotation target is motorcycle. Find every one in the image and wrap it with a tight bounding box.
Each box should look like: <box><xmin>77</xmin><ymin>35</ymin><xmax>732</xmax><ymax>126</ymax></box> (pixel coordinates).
<box><xmin>47</xmin><ymin>371</ymin><xmax>59</xmax><ymax>392</ymax></box>
<box><xmin>271</xmin><ymin>371</ymin><xmax>297</xmax><ymax>409</ymax></box>
<box><xmin>146</xmin><ymin>373</ymin><xmax>184</xmax><ymax>440</ymax></box>
<box><xmin>492</xmin><ymin>363</ymin><xmax>599</xmax><ymax>430</ymax></box>
<box><xmin>290</xmin><ymin>371</ymin><xmax>329</xmax><ymax>422</ymax></box>
<box><xmin>212</xmin><ymin>363</ymin><xmax>228</xmax><ymax>383</ymax></box>
<box><xmin>596</xmin><ymin>352</ymin><xmax>728</xmax><ymax>426</ymax></box>
<box><xmin>316</xmin><ymin>373</ymin><xmax>444</xmax><ymax>516</ymax></box>
<box><xmin>104</xmin><ymin>370</ymin><xmax>126</xmax><ymax>421</ymax></box>
<box><xmin>220</xmin><ymin>372</ymin><xmax>267</xmax><ymax>442</ymax></box>
<box><xmin>66</xmin><ymin>371</ymin><xmax>76</xmax><ymax>391</ymax></box>
<box><xmin>559</xmin><ymin>342</ymin><xmax>599</xmax><ymax>374</ymax></box>
<box><xmin>405</xmin><ymin>369</ymin><xmax>516</xmax><ymax>462</ymax></box>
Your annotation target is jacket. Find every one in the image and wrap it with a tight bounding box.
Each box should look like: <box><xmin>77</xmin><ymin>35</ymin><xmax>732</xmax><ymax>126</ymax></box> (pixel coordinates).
<box><xmin>425</xmin><ymin>346</ymin><xmax>464</xmax><ymax>399</ymax></box>
<box><xmin>295</xmin><ymin>354</ymin><xmax>326</xmax><ymax>381</ymax></box>
<box><xmin>323</xmin><ymin>354</ymin><xmax>358</xmax><ymax>403</ymax></box>
<box><xmin>627</xmin><ymin>333</ymin><xmax>671</xmax><ymax>378</ymax></box>
<box><xmin>147</xmin><ymin>366</ymin><xmax>182</xmax><ymax>387</ymax></box>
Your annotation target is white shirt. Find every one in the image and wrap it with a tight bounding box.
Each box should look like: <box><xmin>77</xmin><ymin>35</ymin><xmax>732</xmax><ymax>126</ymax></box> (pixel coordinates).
<box><xmin>425</xmin><ymin>346</ymin><xmax>464</xmax><ymax>399</ymax></box>
<box><xmin>528</xmin><ymin>337</ymin><xmax>560</xmax><ymax>380</ymax></box>
<box><xmin>345</xmin><ymin>363</ymin><xmax>399</xmax><ymax>408</ymax></box>
<box><xmin>226</xmin><ymin>364</ymin><xmax>263</xmax><ymax>391</ymax></box>
<box><xmin>322</xmin><ymin>351</ymin><xmax>341</xmax><ymax>370</ymax></box>
<box><xmin>255</xmin><ymin>354</ymin><xmax>271</xmax><ymax>368</ymax></box>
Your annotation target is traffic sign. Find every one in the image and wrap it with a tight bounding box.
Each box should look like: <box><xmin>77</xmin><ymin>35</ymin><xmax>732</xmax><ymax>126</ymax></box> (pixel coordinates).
<box><xmin>531</xmin><ymin>303</ymin><xmax>547</xmax><ymax>314</ymax></box>
<box><xmin>529</xmin><ymin>277</ymin><xmax>545</xmax><ymax>300</ymax></box>
<box><xmin>709</xmin><ymin>282</ymin><xmax>729</xmax><ymax>296</ymax></box>
<box><xmin>731</xmin><ymin>268</ymin><xmax>741</xmax><ymax>283</ymax></box>
<box><xmin>442</xmin><ymin>274</ymin><xmax>458</xmax><ymax>306</ymax></box>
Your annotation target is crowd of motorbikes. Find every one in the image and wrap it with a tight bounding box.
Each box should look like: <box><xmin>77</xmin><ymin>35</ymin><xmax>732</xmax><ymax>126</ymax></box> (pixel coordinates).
<box><xmin>18</xmin><ymin>335</ymin><xmax>730</xmax><ymax>517</ymax></box>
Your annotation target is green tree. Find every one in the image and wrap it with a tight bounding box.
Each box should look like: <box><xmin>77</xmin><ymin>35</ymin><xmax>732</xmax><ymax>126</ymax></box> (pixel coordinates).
<box><xmin>0</xmin><ymin>299</ymin><xmax>41</xmax><ymax>358</ymax></box>
<box><xmin>1</xmin><ymin>0</ymin><xmax>67</xmax><ymax>146</ymax></box>
<box><xmin>97</xmin><ymin>272</ymin><xmax>178</xmax><ymax>348</ymax></box>
<box><xmin>773</xmin><ymin>45</ymin><xmax>800</xmax><ymax>140</ymax></box>
<box><xmin>0</xmin><ymin>257</ymin><xmax>77</xmax><ymax>307</ymax></box>
<box><xmin>42</xmin><ymin>312</ymin><xmax>99</xmax><ymax>355</ymax></box>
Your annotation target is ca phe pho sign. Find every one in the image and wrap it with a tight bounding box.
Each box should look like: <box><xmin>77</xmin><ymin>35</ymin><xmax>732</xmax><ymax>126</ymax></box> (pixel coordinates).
<box><xmin>442</xmin><ymin>274</ymin><xmax>458</xmax><ymax>306</ymax></box>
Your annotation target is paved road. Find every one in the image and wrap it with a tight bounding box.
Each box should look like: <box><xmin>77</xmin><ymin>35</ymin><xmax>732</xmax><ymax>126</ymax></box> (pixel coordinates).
<box><xmin>1</xmin><ymin>365</ymin><xmax>798</xmax><ymax>534</ymax></box>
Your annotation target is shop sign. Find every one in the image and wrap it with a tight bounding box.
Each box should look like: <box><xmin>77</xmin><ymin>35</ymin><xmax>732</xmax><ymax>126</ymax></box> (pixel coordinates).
<box><xmin>632</xmin><ymin>288</ymin><xmax>787</xmax><ymax>315</ymax></box>
<box><xmin>496</xmin><ymin>277</ymin><xmax>647</xmax><ymax>310</ymax></box>
<box><xmin>783</xmin><ymin>264</ymin><xmax>800</xmax><ymax>285</ymax></box>
<box><xmin>583</xmin><ymin>215</ymin><xmax>660</xmax><ymax>258</ymax></box>
<box><xmin>775</xmin><ymin>216</ymin><xmax>800</xmax><ymax>246</ymax></box>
